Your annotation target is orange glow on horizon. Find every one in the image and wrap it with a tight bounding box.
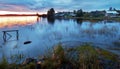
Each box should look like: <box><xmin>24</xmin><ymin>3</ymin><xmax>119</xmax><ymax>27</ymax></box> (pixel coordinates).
<box><xmin>0</xmin><ymin>11</ymin><xmax>43</xmax><ymax>15</ymax></box>
<box><xmin>0</xmin><ymin>16</ymin><xmax>39</xmax><ymax>28</ymax></box>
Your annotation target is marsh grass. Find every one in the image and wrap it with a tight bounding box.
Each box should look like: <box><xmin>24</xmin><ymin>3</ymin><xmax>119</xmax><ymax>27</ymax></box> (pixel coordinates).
<box><xmin>20</xmin><ymin>62</ymin><xmax>36</xmax><ymax>69</ymax></box>
<box><xmin>0</xmin><ymin>56</ymin><xmax>8</xmax><ymax>69</ymax></box>
<box><xmin>113</xmin><ymin>41</ymin><xmax>120</xmax><ymax>46</ymax></box>
<box><xmin>98</xmin><ymin>48</ymin><xmax>118</xmax><ymax>62</ymax></box>
<box><xmin>10</xmin><ymin>53</ymin><xmax>25</xmax><ymax>64</ymax></box>
<box><xmin>82</xmin><ymin>26</ymin><xmax>118</xmax><ymax>38</ymax></box>
<box><xmin>41</xmin><ymin>43</ymin><xmax>119</xmax><ymax>69</ymax></box>
<box><xmin>75</xmin><ymin>44</ymin><xmax>100</xmax><ymax>69</ymax></box>
<box><xmin>41</xmin><ymin>43</ymin><xmax>70</xmax><ymax>69</ymax></box>
<box><xmin>0</xmin><ymin>43</ymin><xmax>119</xmax><ymax>69</ymax></box>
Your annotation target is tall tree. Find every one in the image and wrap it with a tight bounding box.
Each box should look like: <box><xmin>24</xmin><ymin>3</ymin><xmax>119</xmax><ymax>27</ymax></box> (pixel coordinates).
<box><xmin>73</xmin><ymin>10</ymin><xmax>76</xmax><ymax>14</ymax></box>
<box><xmin>76</xmin><ymin>9</ymin><xmax>83</xmax><ymax>17</ymax></box>
<box><xmin>47</xmin><ymin>8</ymin><xmax>55</xmax><ymax>19</ymax></box>
<box><xmin>109</xmin><ymin>7</ymin><xmax>112</xmax><ymax>11</ymax></box>
<box><xmin>116</xmin><ymin>10</ymin><xmax>120</xmax><ymax>15</ymax></box>
<box><xmin>47</xmin><ymin>8</ymin><xmax>55</xmax><ymax>23</ymax></box>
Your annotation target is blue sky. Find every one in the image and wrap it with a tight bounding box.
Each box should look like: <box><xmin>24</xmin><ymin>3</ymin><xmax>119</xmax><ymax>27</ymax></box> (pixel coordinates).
<box><xmin>0</xmin><ymin>0</ymin><xmax>120</xmax><ymax>13</ymax></box>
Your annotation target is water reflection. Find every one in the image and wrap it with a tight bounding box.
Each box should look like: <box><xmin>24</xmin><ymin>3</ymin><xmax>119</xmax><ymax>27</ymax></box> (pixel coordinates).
<box><xmin>76</xmin><ymin>18</ymin><xmax>83</xmax><ymax>24</ymax></box>
<box><xmin>47</xmin><ymin>17</ymin><xmax>55</xmax><ymax>24</ymax></box>
<box><xmin>0</xmin><ymin>17</ymin><xmax>120</xmax><ymax>59</ymax></box>
<box><xmin>0</xmin><ymin>16</ymin><xmax>39</xmax><ymax>28</ymax></box>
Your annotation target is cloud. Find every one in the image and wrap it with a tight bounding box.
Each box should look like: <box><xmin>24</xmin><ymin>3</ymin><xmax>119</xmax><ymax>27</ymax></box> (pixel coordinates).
<box><xmin>0</xmin><ymin>4</ymin><xmax>32</xmax><ymax>11</ymax></box>
<box><xmin>0</xmin><ymin>0</ymin><xmax>120</xmax><ymax>12</ymax></box>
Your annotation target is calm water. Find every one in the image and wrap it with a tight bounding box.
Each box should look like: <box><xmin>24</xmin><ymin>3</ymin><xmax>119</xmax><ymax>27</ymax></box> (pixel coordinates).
<box><xmin>0</xmin><ymin>16</ymin><xmax>120</xmax><ymax>59</ymax></box>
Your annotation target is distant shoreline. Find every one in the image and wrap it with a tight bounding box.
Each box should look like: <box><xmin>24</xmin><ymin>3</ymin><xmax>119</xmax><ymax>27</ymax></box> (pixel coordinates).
<box><xmin>54</xmin><ymin>16</ymin><xmax>120</xmax><ymax>22</ymax></box>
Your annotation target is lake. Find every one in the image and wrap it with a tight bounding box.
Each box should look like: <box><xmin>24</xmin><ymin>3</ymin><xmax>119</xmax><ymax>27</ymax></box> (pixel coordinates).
<box><xmin>0</xmin><ymin>16</ymin><xmax>120</xmax><ymax>60</ymax></box>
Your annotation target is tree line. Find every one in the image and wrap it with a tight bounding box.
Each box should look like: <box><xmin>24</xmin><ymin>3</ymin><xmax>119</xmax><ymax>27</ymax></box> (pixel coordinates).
<box><xmin>46</xmin><ymin>8</ymin><xmax>120</xmax><ymax>18</ymax></box>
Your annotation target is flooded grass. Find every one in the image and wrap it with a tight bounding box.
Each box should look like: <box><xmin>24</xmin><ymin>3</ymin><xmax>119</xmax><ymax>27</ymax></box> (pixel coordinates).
<box><xmin>10</xmin><ymin>53</ymin><xmax>25</xmax><ymax>64</ymax></box>
<box><xmin>108</xmin><ymin>47</ymin><xmax>120</xmax><ymax>51</ymax></box>
<box><xmin>81</xmin><ymin>25</ymin><xmax>118</xmax><ymax>38</ymax></box>
<box><xmin>113</xmin><ymin>41</ymin><xmax>120</xmax><ymax>46</ymax></box>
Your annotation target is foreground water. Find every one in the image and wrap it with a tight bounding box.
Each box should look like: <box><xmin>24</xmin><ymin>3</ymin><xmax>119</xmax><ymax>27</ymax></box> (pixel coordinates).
<box><xmin>0</xmin><ymin>16</ymin><xmax>120</xmax><ymax>59</ymax></box>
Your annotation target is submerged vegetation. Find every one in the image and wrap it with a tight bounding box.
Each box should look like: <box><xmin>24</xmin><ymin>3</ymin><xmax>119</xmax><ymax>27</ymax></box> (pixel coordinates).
<box><xmin>0</xmin><ymin>43</ymin><xmax>120</xmax><ymax>69</ymax></box>
<box><xmin>113</xmin><ymin>41</ymin><xmax>120</xmax><ymax>46</ymax></box>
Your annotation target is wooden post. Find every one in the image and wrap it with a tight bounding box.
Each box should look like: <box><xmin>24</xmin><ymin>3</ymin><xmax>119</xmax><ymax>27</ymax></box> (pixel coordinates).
<box><xmin>3</xmin><ymin>31</ymin><xmax>6</xmax><ymax>42</ymax></box>
<box><xmin>2</xmin><ymin>30</ymin><xmax>19</xmax><ymax>42</ymax></box>
<box><xmin>17</xmin><ymin>30</ymin><xmax>19</xmax><ymax>40</ymax></box>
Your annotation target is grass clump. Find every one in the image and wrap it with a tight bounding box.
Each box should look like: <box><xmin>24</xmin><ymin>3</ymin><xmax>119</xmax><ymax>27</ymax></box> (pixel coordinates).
<box><xmin>76</xmin><ymin>44</ymin><xmax>100</xmax><ymax>69</ymax></box>
<box><xmin>42</xmin><ymin>43</ymin><xmax>70</xmax><ymax>69</ymax></box>
<box><xmin>20</xmin><ymin>62</ymin><xmax>36</xmax><ymax>69</ymax></box>
<box><xmin>0</xmin><ymin>57</ymin><xmax>8</xmax><ymax>69</ymax></box>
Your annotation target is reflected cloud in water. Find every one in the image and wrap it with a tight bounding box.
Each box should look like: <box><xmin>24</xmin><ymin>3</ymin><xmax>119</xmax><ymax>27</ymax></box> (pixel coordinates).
<box><xmin>0</xmin><ymin>16</ymin><xmax>39</xmax><ymax>28</ymax></box>
<box><xmin>0</xmin><ymin>17</ymin><xmax>120</xmax><ymax>59</ymax></box>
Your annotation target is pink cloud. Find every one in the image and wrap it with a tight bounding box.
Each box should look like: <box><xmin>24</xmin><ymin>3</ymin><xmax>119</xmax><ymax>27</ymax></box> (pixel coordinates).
<box><xmin>0</xmin><ymin>3</ymin><xmax>32</xmax><ymax>12</ymax></box>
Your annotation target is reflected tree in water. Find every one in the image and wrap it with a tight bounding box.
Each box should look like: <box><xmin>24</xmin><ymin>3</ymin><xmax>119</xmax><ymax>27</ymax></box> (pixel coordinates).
<box><xmin>47</xmin><ymin>17</ymin><xmax>55</xmax><ymax>24</ymax></box>
<box><xmin>76</xmin><ymin>18</ymin><xmax>83</xmax><ymax>25</ymax></box>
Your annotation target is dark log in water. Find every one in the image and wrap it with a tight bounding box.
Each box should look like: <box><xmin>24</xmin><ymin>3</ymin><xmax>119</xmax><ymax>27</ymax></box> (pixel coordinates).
<box><xmin>24</xmin><ymin>41</ymin><xmax>32</xmax><ymax>44</ymax></box>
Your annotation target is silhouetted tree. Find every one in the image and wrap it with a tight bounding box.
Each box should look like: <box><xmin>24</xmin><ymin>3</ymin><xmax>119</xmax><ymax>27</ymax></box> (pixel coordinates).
<box><xmin>90</xmin><ymin>10</ymin><xmax>106</xmax><ymax>17</ymax></box>
<box><xmin>47</xmin><ymin>8</ymin><xmax>55</xmax><ymax>24</ymax></box>
<box><xmin>116</xmin><ymin>10</ymin><xmax>120</xmax><ymax>15</ymax></box>
<box><xmin>73</xmin><ymin>10</ymin><xmax>76</xmax><ymax>14</ymax></box>
<box><xmin>109</xmin><ymin>7</ymin><xmax>112</xmax><ymax>11</ymax></box>
<box><xmin>83</xmin><ymin>12</ymin><xmax>90</xmax><ymax>17</ymax></box>
<box><xmin>76</xmin><ymin>9</ymin><xmax>83</xmax><ymax>17</ymax></box>
<box><xmin>47</xmin><ymin>8</ymin><xmax>55</xmax><ymax>19</ymax></box>
<box><xmin>113</xmin><ymin>8</ymin><xmax>116</xmax><ymax>11</ymax></box>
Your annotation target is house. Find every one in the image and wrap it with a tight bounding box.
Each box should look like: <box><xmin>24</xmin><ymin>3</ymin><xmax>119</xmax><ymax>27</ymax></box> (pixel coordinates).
<box><xmin>69</xmin><ymin>12</ymin><xmax>76</xmax><ymax>17</ymax></box>
<box><xmin>106</xmin><ymin>10</ymin><xmax>119</xmax><ymax>17</ymax></box>
<box><xmin>55</xmin><ymin>12</ymin><xmax>65</xmax><ymax>17</ymax></box>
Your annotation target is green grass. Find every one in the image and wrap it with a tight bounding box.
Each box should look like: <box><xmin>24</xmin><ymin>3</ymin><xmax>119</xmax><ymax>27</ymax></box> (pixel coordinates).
<box><xmin>75</xmin><ymin>44</ymin><xmax>100</xmax><ymax>69</ymax></box>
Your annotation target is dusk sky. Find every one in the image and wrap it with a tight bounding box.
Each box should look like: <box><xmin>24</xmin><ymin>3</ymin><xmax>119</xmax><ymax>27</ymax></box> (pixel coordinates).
<box><xmin>0</xmin><ymin>0</ymin><xmax>120</xmax><ymax>13</ymax></box>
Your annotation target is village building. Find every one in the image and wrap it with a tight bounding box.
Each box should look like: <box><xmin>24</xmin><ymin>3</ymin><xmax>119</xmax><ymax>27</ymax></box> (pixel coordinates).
<box><xmin>106</xmin><ymin>10</ymin><xmax>119</xmax><ymax>17</ymax></box>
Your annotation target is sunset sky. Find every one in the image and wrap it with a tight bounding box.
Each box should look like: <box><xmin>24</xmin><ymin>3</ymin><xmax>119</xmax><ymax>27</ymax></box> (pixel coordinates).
<box><xmin>0</xmin><ymin>0</ymin><xmax>120</xmax><ymax>14</ymax></box>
